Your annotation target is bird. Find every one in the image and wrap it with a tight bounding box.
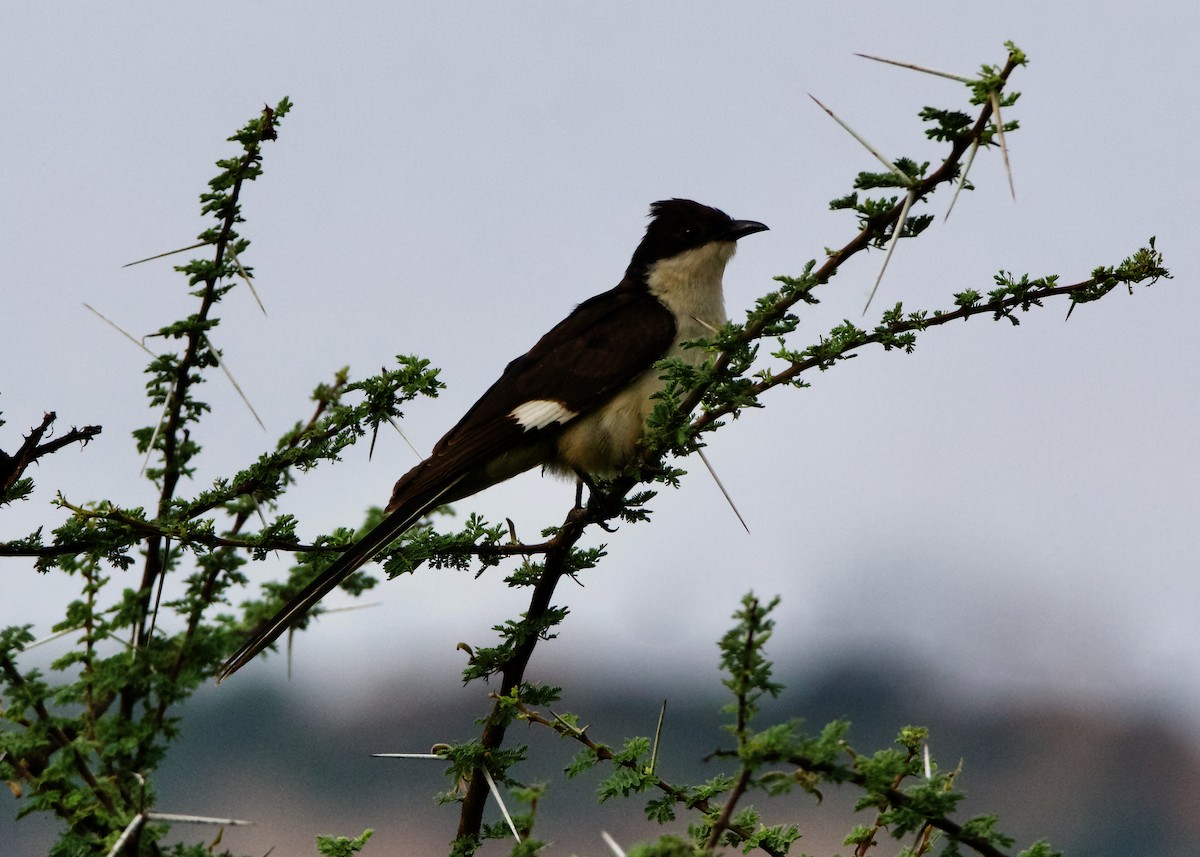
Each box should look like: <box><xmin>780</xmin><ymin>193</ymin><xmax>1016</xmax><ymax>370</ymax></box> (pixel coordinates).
<box><xmin>216</xmin><ymin>199</ymin><xmax>768</xmax><ymax>681</ymax></box>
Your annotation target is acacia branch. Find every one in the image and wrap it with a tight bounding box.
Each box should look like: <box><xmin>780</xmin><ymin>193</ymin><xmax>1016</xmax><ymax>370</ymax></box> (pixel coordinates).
<box><xmin>0</xmin><ymin>412</ymin><xmax>102</xmax><ymax>496</ymax></box>
<box><xmin>455</xmin><ymin>487</ymin><xmax>631</xmax><ymax>842</ymax></box>
<box><xmin>694</xmin><ymin>265</ymin><xmax>1163</xmax><ymax>435</ymax></box>
<box><xmin>678</xmin><ymin>50</ymin><xmax>1026</xmax><ymax>419</ymax></box>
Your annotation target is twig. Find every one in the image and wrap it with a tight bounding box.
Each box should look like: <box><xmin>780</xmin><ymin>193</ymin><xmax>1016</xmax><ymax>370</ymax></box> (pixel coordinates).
<box><xmin>0</xmin><ymin>413</ymin><xmax>102</xmax><ymax>495</ymax></box>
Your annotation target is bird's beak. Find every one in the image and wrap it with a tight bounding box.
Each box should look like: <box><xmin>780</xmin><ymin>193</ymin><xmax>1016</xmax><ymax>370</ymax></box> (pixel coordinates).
<box><xmin>725</xmin><ymin>219</ymin><xmax>769</xmax><ymax>241</ymax></box>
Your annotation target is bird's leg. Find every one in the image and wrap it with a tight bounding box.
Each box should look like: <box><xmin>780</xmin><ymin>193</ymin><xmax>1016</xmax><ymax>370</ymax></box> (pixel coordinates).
<box><xmin>573</xmin><ymin>469</ymin><xmax>602</xmax><ymax>504</ymax></box>
<box><xmin>573</xmin><ymin>470</ymin><xmax>621</xmax><ymax>532</ymax></box>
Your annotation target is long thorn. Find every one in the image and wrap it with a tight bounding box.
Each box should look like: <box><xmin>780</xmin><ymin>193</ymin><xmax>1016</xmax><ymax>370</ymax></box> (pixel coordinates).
<box><xmin>106</xmin><ymin>814</ymin><xmax>145</xmax><ymax>857</ymax></box>
<box><xmin>122</xmin><ymin>241</ymin><xmax>210</xmax><ymax>268</ymax></box>
<box><xmin>145</xmin><ymin>544</ymin><xmax>169</xmax><ymax>645</ymax></box>
<box><xmin>87</xmin><ymin>302</ymin><xmax>172</xmax><ymax>479</ymax></box>
<box><xmin>385</xmin><ymin>415</ymin><xmax>426</xmax><ymax>460</ymax></box>
<box><xmin>945</xmin><ymin>137</ymin><xmax>981</xmax><ymax>221</ymax></box>
<box><xmin>23</xmin><ymin>626</ymin><xmax>84</xmax><ymax>651</ymax></box>
<box><xmin>697</xmin><ymin>449</ymin><xmax>750</xmax><ymax>533</ymax></box>
<box><xmin>203</xmin><ymin>335</ymin><xmax>266</xmax><ymax>430</ymax></box>
<box><xmin>808</xmin><ymin>94</ymin><xmax>910</xmax><ymax>184</ymax></box>
<box><xmin>990</xmin><ymin>92</ymin><xmax>1016</xmax><ymax>200</ymax></box>
<box><xmin>373</xmin><ymin>753</ymin><xmax>444</xmax><ymax>759</ymax></box>
<box><xmin>690</xmin><ymin>314</ymin><xmax>720</xmax><ymax>334</ymax></box>
<box><xmin>482</xmin><ymin>766</ymin><xmax>520</xmax><ymax>842</ymax></box>
<box><xmin>863</xmin><ymin>187</ymin><xmax>917</xmax><ymax>315</ymax></box>
<box><xmin>368</xmin><ymin>421</ymin><xmax>380</xmax><ymax>461</ymax></box>
<box><xmin>145</xmin><ymin>812</ymin><xmax>252</xmax><ymax>826</ymax></box>
<box><xmin>83</xmin><ymin>303</ymin><xmax>155</xmax><ymax>355</ymax></box>
<box><xmin>649</xmin><ymin>699</ymin><xmax>667</xmax><ymax>775</ymax></box>
<box><xmin>601</xmin><ymin>831</ymin><xmax>627</xmax><ymax>857</ymax></box>
<box><xmin>139</xmin><ymin>397</ymin><xmax>170</xmax><ymax>478</ymax></box>
<box><xmin>854</xmin><ymin>52</ymin><xmax>973</xmax><ymax>83</ymax></box>
<box><xmin>321</xmin><ymin>602</ymin><xmax>384</xmax><ymax>615</ymax></box>
<box><xmin>226</xmin><ymin>245</ymin><xmax>267</xmax><ymax>316</ymax></box>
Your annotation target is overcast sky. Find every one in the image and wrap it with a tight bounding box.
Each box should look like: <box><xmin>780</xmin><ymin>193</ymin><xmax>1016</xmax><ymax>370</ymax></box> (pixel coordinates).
<box><xmin>2</xmin><ymin>0</ymin><xmax>1197</xmax><ymax>778</ymax></box>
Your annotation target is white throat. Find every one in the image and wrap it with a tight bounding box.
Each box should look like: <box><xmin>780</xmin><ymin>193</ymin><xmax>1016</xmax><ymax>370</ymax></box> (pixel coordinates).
<box><xmin>645</xmin><ymin>241</ymin><xmax>734</xmax><ymax>344</ymax></box>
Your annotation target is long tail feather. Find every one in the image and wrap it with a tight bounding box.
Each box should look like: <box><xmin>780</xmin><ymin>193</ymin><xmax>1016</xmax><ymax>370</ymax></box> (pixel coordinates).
<box><xmin>215</xmin><ymin>475</ymin><xmax>464</xmax><ymax>682</ymax></box>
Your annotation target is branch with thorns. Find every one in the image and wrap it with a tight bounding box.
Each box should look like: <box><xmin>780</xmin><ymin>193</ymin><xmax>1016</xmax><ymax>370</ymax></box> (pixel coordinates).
<box><xmin>0</xmin><ymin>412</ymin><xmax>102</xmax><ymax>499</ymax></box>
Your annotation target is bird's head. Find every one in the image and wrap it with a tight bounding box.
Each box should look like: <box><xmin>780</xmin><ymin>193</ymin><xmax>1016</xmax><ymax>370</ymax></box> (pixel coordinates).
<box><xmin>626</xmin><ymin>199</ymin><xmax>768</xmax><ymax>284</ymax></box>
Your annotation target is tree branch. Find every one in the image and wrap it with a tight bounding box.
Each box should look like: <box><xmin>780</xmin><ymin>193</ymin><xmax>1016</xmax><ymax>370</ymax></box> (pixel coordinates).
<box><xmin>0</xmin><ymin>412</ymin><xmax>102</xmax><ymax>497</ymax></box>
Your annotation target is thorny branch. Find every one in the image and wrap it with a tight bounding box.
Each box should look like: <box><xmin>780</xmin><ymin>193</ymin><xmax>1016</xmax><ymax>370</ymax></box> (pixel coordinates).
<box><xmin>0</xmin><ymin>412</ymin><xmax>101</xmax><ymax>498</ymax></box>
<box><xmin>451</xmin><ymin>48</ymin><xmax>1046</xmax><ymax>848</ymax></box>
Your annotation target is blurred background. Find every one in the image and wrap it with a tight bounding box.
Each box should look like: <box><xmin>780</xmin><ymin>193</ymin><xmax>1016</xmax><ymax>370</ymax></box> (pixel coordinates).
<box><xmin>2</xmin><ymin>2</ymin><xmax>1197</xmax><ymax>854</ymax></box>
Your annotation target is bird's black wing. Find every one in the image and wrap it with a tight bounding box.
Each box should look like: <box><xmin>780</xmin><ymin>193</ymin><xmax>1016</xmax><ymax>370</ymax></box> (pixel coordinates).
<box><xmin>217</xmin><ymin>284</ymin><xmax>673</xmax><ymax>681</ymax></box>
<box><xmin>423</xmin><ymin>282</ymin><xmax>675</xmax><ymax>462</ymax></box>
<box><xmin>370</xmin><ymin>283</ymin><xmax>677</xmax><ymax>521</ymax></box>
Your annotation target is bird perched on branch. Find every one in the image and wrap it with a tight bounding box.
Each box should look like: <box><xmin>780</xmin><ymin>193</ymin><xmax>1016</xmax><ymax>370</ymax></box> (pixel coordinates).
<box><xmin>217</xmin><ymin>199</ymin><xmax>768</xmax><ymax>681</ymax></box>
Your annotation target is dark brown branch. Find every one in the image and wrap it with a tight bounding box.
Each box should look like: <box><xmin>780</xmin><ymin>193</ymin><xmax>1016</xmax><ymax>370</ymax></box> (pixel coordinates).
<box><xmin>0</xmin><ymin>412</ymin><xmax>102</xmax><ymax>496</ymax></box>
<box><xmin>455</xmin><ymin>488</ymin><xmax>631</xmax><ymax>842</ymax></box>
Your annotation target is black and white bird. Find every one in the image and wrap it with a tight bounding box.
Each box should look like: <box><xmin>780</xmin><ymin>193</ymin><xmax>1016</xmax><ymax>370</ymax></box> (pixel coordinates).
<box><xmin>216</xmin><ymin>199</ymin><xmax>767</xmax><ymax>681</ymax></box>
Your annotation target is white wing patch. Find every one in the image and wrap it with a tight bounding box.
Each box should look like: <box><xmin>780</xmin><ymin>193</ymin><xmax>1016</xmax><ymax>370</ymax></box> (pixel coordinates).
<box><xmin>509</xmin><ymin>399</ymin><xmax>578</xmax><ymax>431</ymax></box>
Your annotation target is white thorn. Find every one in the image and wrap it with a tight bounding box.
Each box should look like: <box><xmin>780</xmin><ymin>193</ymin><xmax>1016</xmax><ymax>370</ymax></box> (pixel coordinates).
<box><xmin>482</xmin><ymin>766</ymin><xmax>521</xmax><ymax>842</ymax></box>
<box><xmin>321</xmin><ymin>602</ymin><xmax>384</xmax><ymax>615</ymax></box>
<box><xmin>697</xmin><ymin>449</ymin><xmax>749</xmax><ymax>534</ymax></box>
<box><xmin>145</xmin><ymin>812</ymin><xmax>252</xmax><ymax>826</ymax></box>
<box><xmin>863</xmin><ymin>187</ymin><xmax>917</xmax><ymax>315</ymax></box>
<box><xmin>23</xmin><ymin>626</ymin><xmax>84</xmax><ymax>651</ymax></box>
<box><xmin>601</xmin><ymin>830</ymin><xmax>627</xmax><ymax>857</ymax></box>
<box><xmin>854</xmin><ymin>52</ymin><xmax>973</xmax><ymax>84</ymax></box>
<box><xmin>372</xmin><ymin>752</ymin><xmax>444</xmax><ymax>759</ymax></box>
<box><xmin>106</xmin><ymin>813</ymin><xmax>145</xmax><ymax>857</ymax></box>
<box><xmin>990</xmin><ymin>92</ymin><xmax>1016</xmax><ymax>200</ymax></box>
<box><xmin>945</xmin><ymin>137</ymin><xmax>981</xmax><ymax>221</ymax></box>
<box><xmin>122</xmin><ymin>241</ymin><xmax>210</xmax><ymax>268</ymax></box>
<box><xmin>690</xmin><ymin>315</ymin><xmax>721</xmax><ymax>334</ymax></box>
<box><xmin>82</xmin><ymin>304</ymin><xmax>155</xmax><ymax>356</ymax></box>
<box><xmin>385</xmin><ymin>414</ymin><xmax>426</xmax><ymax>460</ymax></box>
<box><xmin>808</xmin><ymin>94</ymin><xmax>910</xmax><ymax>184</ymax></box>
<box><xmin>203</xmin><ymin>335</ymin><xmax>266</xmax><ymax>431</ymax></box>
<box><xmin>225</xmin><ymin>245</ymin><xmax>267</xmax><ymax>316</ymax></box>
<box><xmin>139</xmin><ymin>397</ymin><xmax>171</xmax><ymax>478</ymax></box>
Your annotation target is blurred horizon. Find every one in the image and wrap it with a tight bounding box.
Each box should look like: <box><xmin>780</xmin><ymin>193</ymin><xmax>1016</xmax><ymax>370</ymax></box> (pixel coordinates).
<box><xmin>8</xmin><ymin>652</ymin><xmax>1199</xmax><ymax>855</ymax></box>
